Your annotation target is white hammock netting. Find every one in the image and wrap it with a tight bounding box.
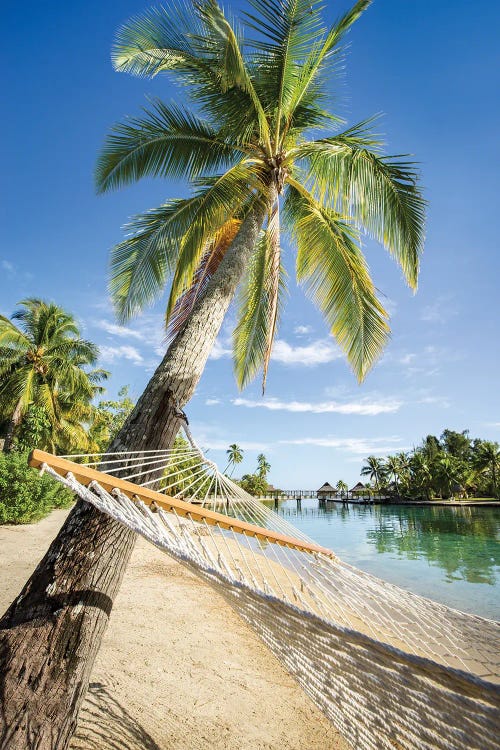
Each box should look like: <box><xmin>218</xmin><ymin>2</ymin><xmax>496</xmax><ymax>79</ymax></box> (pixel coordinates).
<box><xmin>30</xmin><ymin>425</ymin><xmax>500</xmax><ymax>750</ymax></box>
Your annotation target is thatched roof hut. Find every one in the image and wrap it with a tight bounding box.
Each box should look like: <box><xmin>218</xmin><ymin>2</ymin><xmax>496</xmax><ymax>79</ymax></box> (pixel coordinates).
<box><xmin>317</xmin><ymin>482</ymin><xmax>337</xmax><ymax>499</ymax></box>
<box><xmin>349</xmin><ymin>482</ymin><xmax>366</xmax><ymax>495</ymax></box>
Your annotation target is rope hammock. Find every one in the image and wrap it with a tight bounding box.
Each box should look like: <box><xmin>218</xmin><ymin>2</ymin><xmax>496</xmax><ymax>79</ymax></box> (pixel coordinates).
<box><xmin>29</xmin><ymin>425</ymin><xmax>500</xmax><ymax>750</ymax></box>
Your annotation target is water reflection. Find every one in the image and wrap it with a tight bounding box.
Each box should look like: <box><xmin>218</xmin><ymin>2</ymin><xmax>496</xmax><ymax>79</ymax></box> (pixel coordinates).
<box><xmin>265</xmin><ymin>499</ymin><xmax>500</xmax><ymax>588</ymax></box>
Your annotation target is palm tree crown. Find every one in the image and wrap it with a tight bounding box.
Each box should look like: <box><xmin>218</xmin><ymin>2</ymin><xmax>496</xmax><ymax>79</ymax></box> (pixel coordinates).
<box><xmin>225</xmin><ymin>443</ymin><xmax>244</xmax><ymax>475</ymax></box>
<box><xmin>0</xmin><ymin>298</ymin><xmax>107</xmax><ymax>452</ymax></box>
<box><xmin>257</xmin><ymin>452</ymin><xmax>271</xmax><ymax>478</ymax></box>
<box><xmin>361</xmin><ymin>455</ymin><xmax>387</xmax><ymax>490</ymax></box>
<box><xmin>96</xmin><ymin>0</ymin><xmax>425</xmax><ymax>392</ymax></box>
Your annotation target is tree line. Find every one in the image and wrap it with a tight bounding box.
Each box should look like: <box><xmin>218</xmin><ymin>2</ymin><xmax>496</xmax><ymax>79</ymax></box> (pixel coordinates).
<box><xmin>360</xmin><ymin>430</ymin><xmax>499</xmax><ymax>499</ymax></box>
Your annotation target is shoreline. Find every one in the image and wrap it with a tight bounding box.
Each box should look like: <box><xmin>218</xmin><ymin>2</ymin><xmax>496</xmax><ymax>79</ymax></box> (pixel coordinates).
<box><xmin>319</xmin><ymin>499</ymin><xmax>500</xmax><ymax>507</ymax></box>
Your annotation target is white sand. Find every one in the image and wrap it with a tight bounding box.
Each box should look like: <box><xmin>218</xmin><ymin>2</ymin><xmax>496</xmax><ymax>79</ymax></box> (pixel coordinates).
<box><xmin>0</xmin><ymin>510</ymin><xmax>350</xmax><ymax>750</ymax></box>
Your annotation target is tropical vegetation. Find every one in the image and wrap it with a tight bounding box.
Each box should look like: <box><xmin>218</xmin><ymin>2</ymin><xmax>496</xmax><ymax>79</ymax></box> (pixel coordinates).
<box><xmin>0</xmin><ymin>451</ymin><xmax>73</xmax><ymax>524</ymax></box>
<box><xmin>238</xmin><ymin>452</ymin><xmax>272</xmax><ymax>495</ymax></box>
<box><xmin>0</xmin><ymin>2</ymin><xmax>427</xmax><ymax>745</ymax></box>
<box><xmin>360</xmin><ymin>430</ymin><xmax>500</xmax><ymax>499</ymax></box>
<box><xmin>0</xmin><ymin>299</ymin><xmax>108</xmax><ymax>454</ymax></box>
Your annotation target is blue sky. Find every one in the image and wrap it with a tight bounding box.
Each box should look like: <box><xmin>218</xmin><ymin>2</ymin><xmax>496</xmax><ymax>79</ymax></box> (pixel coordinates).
<box><xmin>2</xmin><ymin>0</ymin><xmax>499</xmax><ymax>489</ymax></box>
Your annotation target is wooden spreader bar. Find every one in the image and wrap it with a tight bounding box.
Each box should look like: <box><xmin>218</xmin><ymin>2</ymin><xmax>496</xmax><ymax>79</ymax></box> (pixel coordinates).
<box><xmin>29</xmin><ymin>450</ymin><xmax>333</xmax><ymax>558</ymax></box>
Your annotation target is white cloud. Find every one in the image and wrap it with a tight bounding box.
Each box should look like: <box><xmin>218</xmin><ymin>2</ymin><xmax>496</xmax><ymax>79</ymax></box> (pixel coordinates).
<box><xmin>92</xmin><ymin>315</ymin><xmax>166</xmax><ymax>357</ymax></box>
<box><xmin>280</xmin><ymin>436</ymin><xmax>403</xmax><ymax>455</ymax></box>
<box><xmin>96</xmin><ymin>319</ymin><xmax>143</xmax><ymax>339</ymax></box>
<box><xmin>209</xmin><ymin>338</ymin><xmax>232</xmax><ymax>360</ymax></box>
<box><xmin>205</xmin><ymin>398</ymin><xmax>221</xmax><ymax>406</ymax></box>
<box><xmin>399</xmin><ymin>353</ymin><xmax>417</xmax><ymax>365</ymax></box>
<box><xmin>293</xmin><ymin>325</ymin><xmax>313</xmax><ymax>335</ymax></box>
<box><xmin>420</xmin><ymin>295</ymin><xmax>458</xmax><ymax>324</ymax></box>
<box><xmin>233</xmin><ymin>396</ymin><xmax>402</xmax><ymax>416</ymax></box>
<box><xmin>99</xmin><ymin>345</ymin><xmax>144</xmax><ymax>365</ymax></box>
<box><xmin>1</xmin><ymin>260</ymin><xmax>14</xmax><ymax>273</ymax></box>
<box><xmin>417</xmin><ymin>394</ymin><xmax>451</xmax><ymax>408</ymax></box>
<box><xmin>271</xmin><ymin>338</ymin><xmax>340</xmax><ymax>366</ymax></box>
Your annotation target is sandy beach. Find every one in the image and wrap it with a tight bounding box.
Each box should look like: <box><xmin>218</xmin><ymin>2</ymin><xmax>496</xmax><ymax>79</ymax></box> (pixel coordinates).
<box><xmin>0</xmin><ymin>510</ymin><xmax>349</xmax><ymax>750</ymax></box>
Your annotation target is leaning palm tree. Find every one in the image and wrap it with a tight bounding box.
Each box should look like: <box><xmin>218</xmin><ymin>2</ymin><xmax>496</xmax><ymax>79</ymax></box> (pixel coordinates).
<box><xmin>0</xmin><ymin>298</ymin><xmax>107</xmax><ymax>452</ymax></box>
<box><xmin>225</xmin><ymin>443</ymin><xmax>244</xmax><ymax>476</ymax></box>
<box><xmin>0</xmin><ymin>3</ymin><xmax>425</xmax><ymax>746</ymax></box>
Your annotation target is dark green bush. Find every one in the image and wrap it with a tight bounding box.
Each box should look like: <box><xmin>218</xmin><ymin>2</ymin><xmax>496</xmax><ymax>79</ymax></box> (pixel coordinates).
<box><xmin>0</xmin><ymin>451</ymin><xmax>74</xmax><ymax>524</ymax></box>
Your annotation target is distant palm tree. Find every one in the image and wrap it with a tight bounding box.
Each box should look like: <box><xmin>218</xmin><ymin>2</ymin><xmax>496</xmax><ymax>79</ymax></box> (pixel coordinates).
<box><xmin>225</xmin><ymin>443</ymin><xmax>244</xmax><ymax>476</ymax></box>
<box><xmin>410</xmin><ymin>453</ymin><xmax>432</xmax><ymax>500</ymax></box>
<box><xmin>361</xmin><ymin>456</ymin><xmax>387</xmax><ymax>492</ymax></box>
<box><xmin>336</xmin><ymin>480</ymin><xmax>348</xmax><ymax>498</ymax></box>
<box><xmin>0</xmin><ymin>298</ymin><xmax>107</xmax><ymax>452</ymax></box>
<box><xmin>473</xmin><ymin>441</ymin><xmax>499</xmax><ymax>498</ymax></box>
<box><xmin>257</xmin><ymin>453</ymin><xmax>271</xmax><ymax>479</ymax></box>
<box><xmin>385</xmin><ymin>455</ymin><xmax>401</xmax><ymax>495</ymax></box>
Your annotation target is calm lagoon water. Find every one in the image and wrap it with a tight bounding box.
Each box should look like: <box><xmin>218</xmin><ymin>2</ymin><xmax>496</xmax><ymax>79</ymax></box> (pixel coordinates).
<box><xmin>265</xmin><ymin>499</ymin><xmax>500</xmax><ymax>621</ymax></box>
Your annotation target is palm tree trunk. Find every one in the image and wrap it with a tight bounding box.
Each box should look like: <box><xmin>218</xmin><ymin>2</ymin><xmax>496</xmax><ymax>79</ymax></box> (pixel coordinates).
<box><xmin>0</xmin><ymin>194</ymin><xmax>270</xmax><ymax>750</ymax></box>
<box><xmin>2</xmin><ymin>400</ymin><xmax>23</xmax><ymax>453</ymax></box>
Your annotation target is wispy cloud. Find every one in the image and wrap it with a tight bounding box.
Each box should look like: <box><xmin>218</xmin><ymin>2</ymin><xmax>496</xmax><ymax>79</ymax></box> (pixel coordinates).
<box><xmin>99</xmin><ymin>344</ymin><xmax>144</xmax><ymax>365</ymax></box>
<box><xmin>207</xmin><ymin>336</ymin><xmax>340</xmax><ymax>367</ymax></box>
<box><xmin>272</xmin><ymin>338</ymin><xmax>340</xmax><ymax>366</ymax></box>
<box><xmin>421</xmin><ymin>295</ymin><xmax>458</xmax><ymax>324</ymax></box>
<box><xmin>280</xmin><ymin>436</ymin><xmax>404</xmax><ymax>455</ymax></box>
<box><xmin>205</xmin><ymin>398</ymin><xmax>221</xmax><ymax>406</ymax></box>
<box><xmin>399</xmin><ymin>352</ymin><xmax>417</xmax><ymax>366</ymax></box>
<box><xmin>92</xmin><ymin>315</ymin><xmax>165</xmax><ymax>357</ymax></box>
<box><xmin>233</xmin><ymin>396</ymin><xmax>402</xmax><ymax>416</ymax></box>
<box><xmin>293</xmin><ymin>324</ymin><xmax>313</xmax><ymax>335</ymax></box>
<box><xmin>1</xmin><ymin>260</ymin><xmax>15</xmax><ymax>274</ymax></box>
<box><xmin>96</xmin><ymin>319</ymin><xmax>143</xmax><ymax>340</ymax></box>
<box><xmin>209</xmin><ymin>338</ymin><xmax>232</xmax><ymax>360</ymax></box>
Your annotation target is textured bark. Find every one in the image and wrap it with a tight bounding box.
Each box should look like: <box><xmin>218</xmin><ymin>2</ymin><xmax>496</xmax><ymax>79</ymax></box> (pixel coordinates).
<box><xmin>3</xmin><ymin>400</ymin><xmax>23</xmax><ymax>453</ymax></box>
<box><xmin>0</xmin><ymin>194</ymin><xmax>270</xmax><ymax>750</ymax></box>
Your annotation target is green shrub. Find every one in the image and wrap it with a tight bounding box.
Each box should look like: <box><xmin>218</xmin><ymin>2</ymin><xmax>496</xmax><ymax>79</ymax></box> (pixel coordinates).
<box><xmin>0</xmin><ymin>452</ymin><xmax>74</xmax><ymax>524</ymax></box>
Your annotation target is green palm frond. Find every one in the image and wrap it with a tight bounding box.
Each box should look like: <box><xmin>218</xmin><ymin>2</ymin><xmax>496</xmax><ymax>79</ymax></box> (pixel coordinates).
<box><xmin>292</xmin><ymin>127</ymin><xmax>425</xmax><ymax>288</ymax></box>
<box><xmin>112</xmin><ymin>1</ymin><xmax>271</xmax><ymax>152</ymax></box>
<box><xmin>233</xmin><ymin>227</ymin><xmax>287</xmax><ymax>390</ymax></box>
<box><xmin>165</xmin><ymin>162</ymin><xmax>264</xmax><ymax>321</ymax></box>
<box><xmin>96</xmin><ymin>101</ymin><xmax>244</xmax><ymax>193</ymax></box>
<box><xmin>285</xmin><ymin>182</ymin><xmax>389</xmax><ymax>381</ymax></box>
<box><xmin>112</xmin><ymin>2</ymin><xmax>205</xmax><ymax>78</ymax></box>
<box><xmin>196</xmin><ymin>0</ymin><xmax>271</xmax><ymax>150</ymax></box>
<box><xmin>286</xmin><ymin>0</ymin><xmax>371</xmax><ymax>124</ymax></box>
<box><xmin>110</xmin><ymin>197</ymin><xmax>204</xmax><ymax>323</ymax></box>
<box><xmin>0</xmin><ymin>315</ymin><xmax>30</xmax><ymax>349</ymax></box>
<box><xmin>245</xmin><ymin>0</ymin><xmax>324</xmax><ymax>143</ymax></box>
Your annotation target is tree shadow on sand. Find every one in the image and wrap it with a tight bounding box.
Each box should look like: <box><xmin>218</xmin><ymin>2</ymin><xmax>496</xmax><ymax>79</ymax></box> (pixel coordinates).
<box><xmin>71</xmin><ymin>682</ymin><xmax>161</xmax><ymax>750</ymax></box>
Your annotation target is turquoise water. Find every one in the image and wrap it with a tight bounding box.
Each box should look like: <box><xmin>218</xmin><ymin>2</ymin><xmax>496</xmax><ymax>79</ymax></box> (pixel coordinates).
<box><xmin>266</xmin><ymin>500</ymin><xmax>500</xmax><ymax>620</ymax></box>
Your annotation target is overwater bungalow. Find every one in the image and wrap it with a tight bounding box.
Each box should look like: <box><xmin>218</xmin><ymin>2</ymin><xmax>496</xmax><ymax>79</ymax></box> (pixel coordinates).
<box><xmin>349</xmin><ymin>482</ymin><xmax>371</xmax><ymax>503</ymax></box>
<box><xmin>317</xmin><ymin>482</ymin><xmax>337</xmax><ymax>501</ymax></box>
